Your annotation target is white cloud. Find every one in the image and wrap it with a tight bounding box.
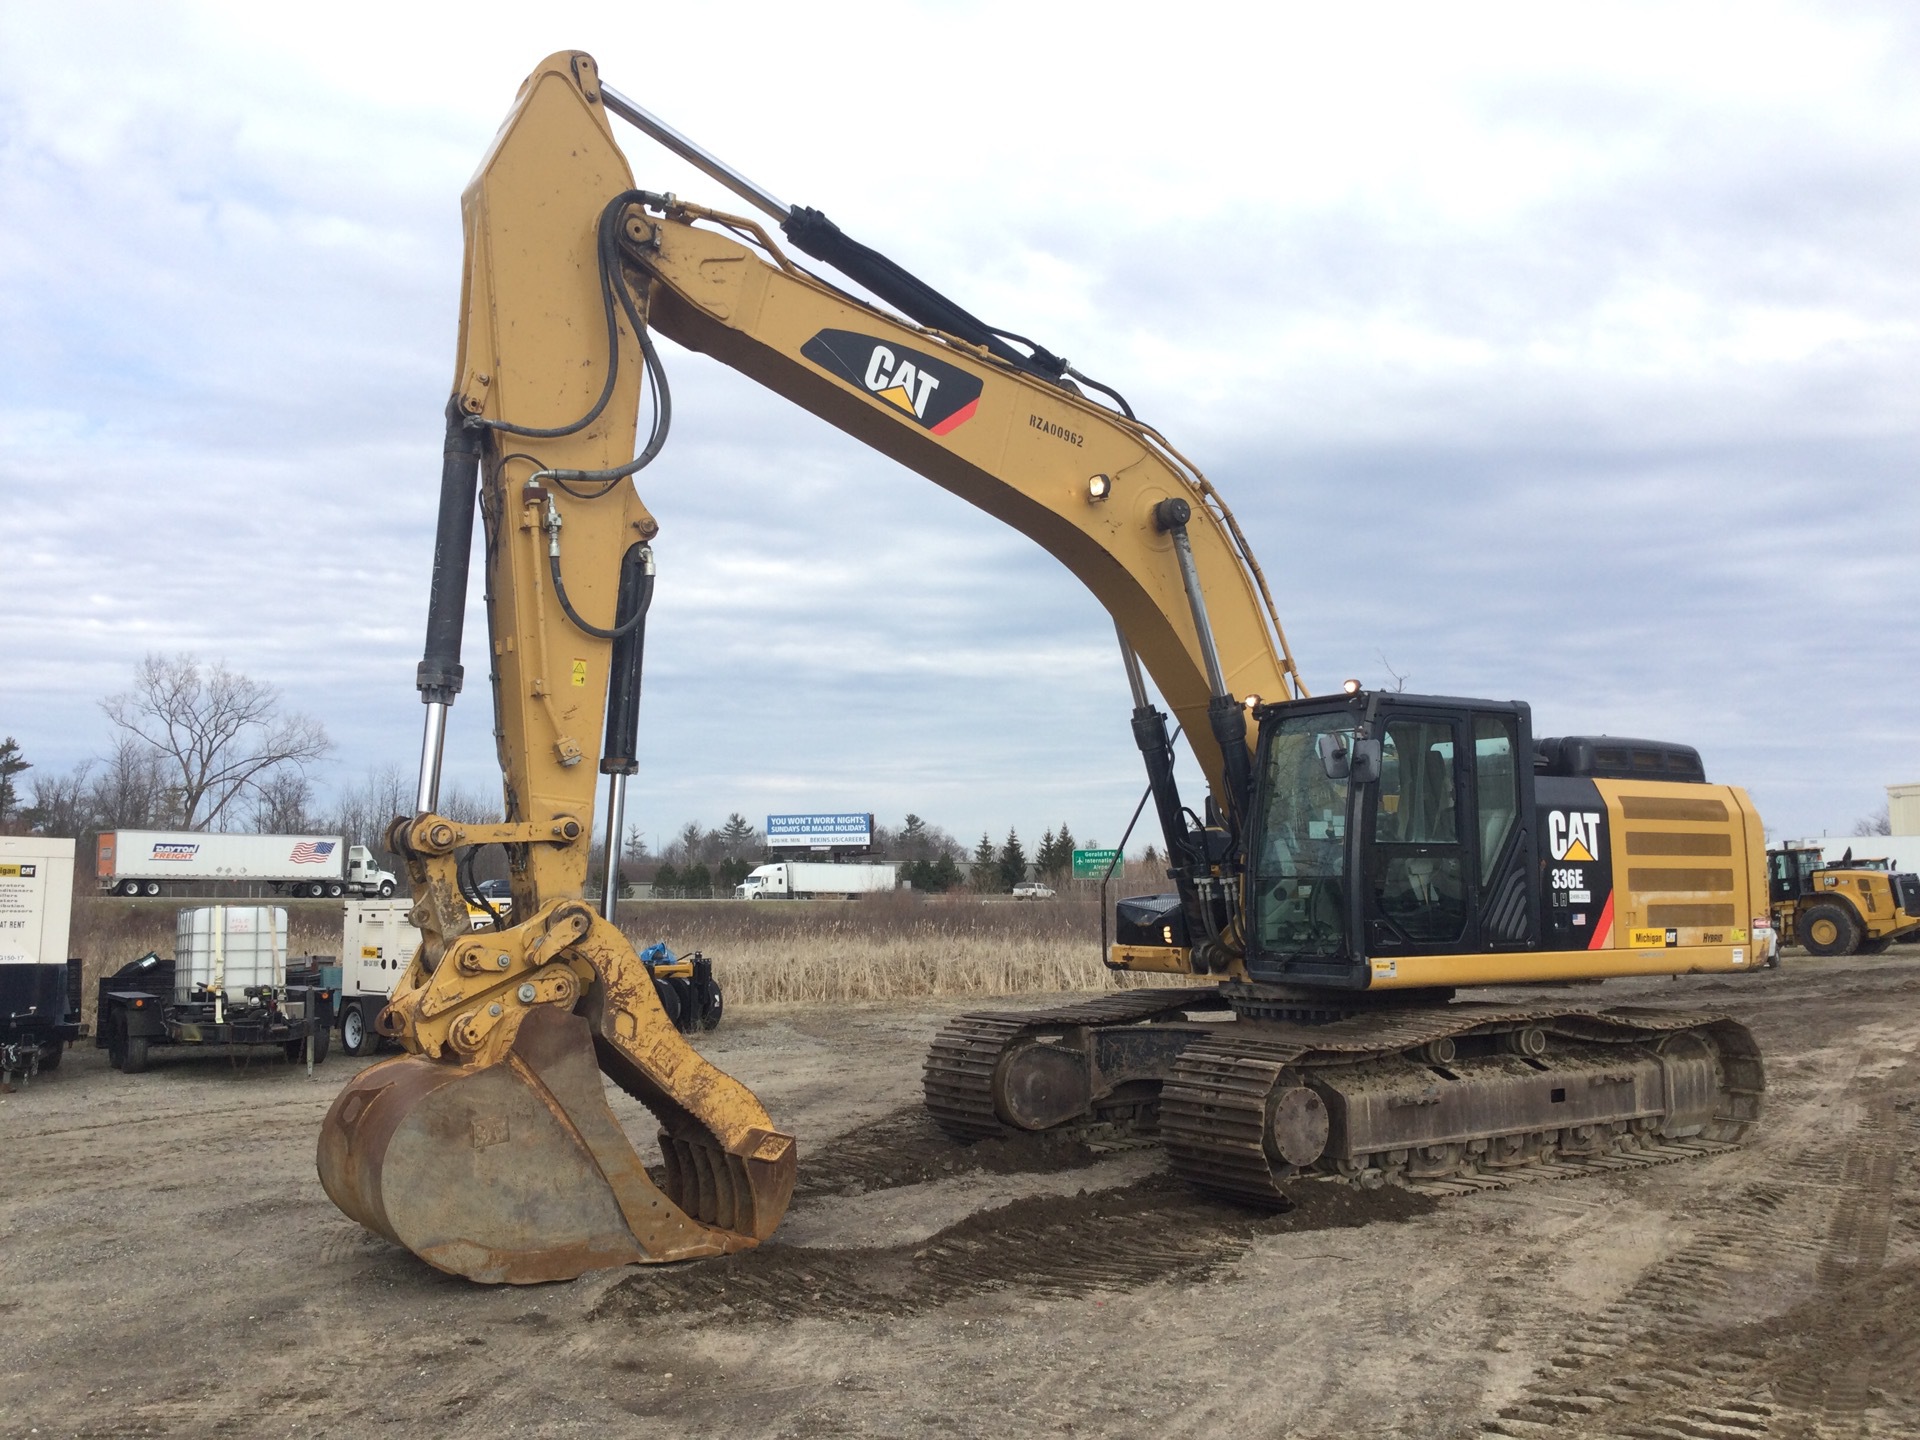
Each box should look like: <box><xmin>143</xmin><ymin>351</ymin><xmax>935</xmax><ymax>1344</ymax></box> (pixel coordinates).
<box><xmin>1</xmin><ymin>0</ymin><xmax>1916</xmax><ymax>848</ymax></box>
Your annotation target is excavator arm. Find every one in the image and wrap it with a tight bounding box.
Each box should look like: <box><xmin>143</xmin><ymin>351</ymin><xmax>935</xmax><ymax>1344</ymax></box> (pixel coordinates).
<box><xmin>318</xmin><ymin>50</ymin><xmax>1302</xmax><ymax>1283</ymax></box>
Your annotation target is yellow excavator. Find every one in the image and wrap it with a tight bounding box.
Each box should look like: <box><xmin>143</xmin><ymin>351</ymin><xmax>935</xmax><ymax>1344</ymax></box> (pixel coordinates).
<box><xmin>318</xmin><ymin>52</ymin><xmax>1768</xmax><ymax>1282</ymax></box>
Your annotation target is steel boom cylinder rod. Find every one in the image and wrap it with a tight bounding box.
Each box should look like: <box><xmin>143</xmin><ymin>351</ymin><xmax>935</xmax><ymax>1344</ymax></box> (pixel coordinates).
<box><xmin>415</xmin><ymin>703</ymin><xmax>447</xmax><ymax>815</ymax></box>
<box><xmin>600</xmin><ymin>84</ymin><xmax>791</xmax><ymax>224</ymax></box>
<box><xmin>1152</xmin><ymin>499</ymin><xmax>1230</xmax><ymax>701</ymax></box>
<box><xmin>1115</xmin><ymin>620</ymin><xmax>1151</xmax><ymax>710</ymax></box>
<box><xmin>599</xmin><ymin>774</ymin><xmax>629</xmax><ymax>924</ymax></box>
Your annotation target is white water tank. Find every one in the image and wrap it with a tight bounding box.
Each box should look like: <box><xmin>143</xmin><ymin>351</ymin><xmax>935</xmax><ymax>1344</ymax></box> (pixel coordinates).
<box><xmin>175</xmin><ymin>906</ymin><xmax>288</xmax><ymax>995</ymax></box>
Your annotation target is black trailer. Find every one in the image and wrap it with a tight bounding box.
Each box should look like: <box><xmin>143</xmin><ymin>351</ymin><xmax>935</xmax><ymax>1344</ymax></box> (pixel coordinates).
<box><xmin>1</xmin><ymin>959</ymin><xmax>85</xmax><ymax>1086</ymax></box>
<box><xmin>95</xmin><ymin>953</ymin><xmax>334</xmax><ymax>1073</ymax></box>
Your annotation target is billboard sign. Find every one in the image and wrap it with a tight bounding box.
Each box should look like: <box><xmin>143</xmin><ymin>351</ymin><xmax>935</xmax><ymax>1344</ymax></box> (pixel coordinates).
<box><xmin>768</xmin><ymin>813</ymin><xmax>874</xmax><ymax>849</ymax></box>
<box><xmin>1071</xmin><ymin>848</ymin><xmax>1121</xmax><ymax>878</ymax></box>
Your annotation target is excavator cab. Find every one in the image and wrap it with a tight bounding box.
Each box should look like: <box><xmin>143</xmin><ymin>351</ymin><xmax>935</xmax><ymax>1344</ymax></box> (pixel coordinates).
<box><xmin>1244</xmin><ymin>694</ymin><xmax>1539</xmax><ymax>987</ymax></box>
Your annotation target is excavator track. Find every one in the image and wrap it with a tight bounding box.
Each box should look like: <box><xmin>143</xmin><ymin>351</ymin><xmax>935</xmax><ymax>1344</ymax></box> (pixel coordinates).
<box><xmin>1160</xmin><ymin>1005</ymin><xmax>1763</xmax><ymax>1204</ymax></box>
<box><xmin>923</xmin><ymin>995</ymin><xmax>1763</xmax><ymax>1211</ymax></box>
<box><xmin>923</xmin><ymin>987</ymin><xmax>1228</xmax><ymax>1140</ymax></box>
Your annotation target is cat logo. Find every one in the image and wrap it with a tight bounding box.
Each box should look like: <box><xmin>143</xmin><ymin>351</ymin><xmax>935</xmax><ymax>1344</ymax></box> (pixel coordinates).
<box><xmin>800</xmin><ymin>329</ymin><xmax>984</xmax><ymax>436</ymax></box>
<box><xmin>1548</xmin><ymin>810</ymin><xmax>1602</xmax><ymax>863</ymax></box>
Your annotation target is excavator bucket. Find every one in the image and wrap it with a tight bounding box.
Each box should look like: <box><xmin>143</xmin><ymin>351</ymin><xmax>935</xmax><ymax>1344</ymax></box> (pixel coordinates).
<box><xmin>317</xmin><ymin>916</ymin><xmax>796</xmax><ymax>1284</ymax></box>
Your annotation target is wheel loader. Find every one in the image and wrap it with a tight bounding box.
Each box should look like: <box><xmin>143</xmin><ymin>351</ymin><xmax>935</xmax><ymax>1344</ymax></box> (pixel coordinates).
<box><xmin>317</xmin><ymin>52</ymin><xmax>1767</xmax><ymax>1282</ymax></box>
<box><xmin>1769</xmin><ymin>844</ymin><xmax>1920</xmax><ymax>955</ymax></box>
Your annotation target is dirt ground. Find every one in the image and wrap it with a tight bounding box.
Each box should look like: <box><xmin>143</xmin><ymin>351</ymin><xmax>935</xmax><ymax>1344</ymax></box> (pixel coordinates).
<box><xmin>4</xmin><ymin>952</ymin><xmax>1917</xmax><ymax>1439</ymax></box>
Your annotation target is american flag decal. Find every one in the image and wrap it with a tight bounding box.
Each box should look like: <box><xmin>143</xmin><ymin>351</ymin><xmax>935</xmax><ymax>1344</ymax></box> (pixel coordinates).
<box><xmin>290</xmin><ymin>840</ymin><xmax>337</xmax><ymax>864</ymax></box>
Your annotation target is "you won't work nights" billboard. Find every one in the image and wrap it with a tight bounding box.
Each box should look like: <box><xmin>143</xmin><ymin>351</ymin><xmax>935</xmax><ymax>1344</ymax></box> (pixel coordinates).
<box><xmin>767</xmin><ymin>813</ymin><xmax>874</xmax><ymax>849</ymax></box>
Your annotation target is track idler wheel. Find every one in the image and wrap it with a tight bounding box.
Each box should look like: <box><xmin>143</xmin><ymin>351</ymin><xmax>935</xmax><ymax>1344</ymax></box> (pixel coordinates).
<box><xmin>317</xmin><ymin>1006</ymin><xmax>793</xmax><ymax>1283</ymax></box>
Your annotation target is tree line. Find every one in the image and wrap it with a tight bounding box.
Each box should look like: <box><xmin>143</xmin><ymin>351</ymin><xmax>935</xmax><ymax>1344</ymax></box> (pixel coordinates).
<box><xmin>1</xmin><ymin>655</ymin><xmax>1117</xmax><ymax>900</ymax></box>
<box><xmin>642</xmin><ymin>818</ymin><xmax>1099</xmax><ymax>897</ymax></box>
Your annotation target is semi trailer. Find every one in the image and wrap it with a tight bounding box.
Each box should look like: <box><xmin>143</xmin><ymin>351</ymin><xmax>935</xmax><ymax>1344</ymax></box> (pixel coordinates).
<box><xmin>734</xmin><ymin>861</ymin><xmax>898</xmax><ymax>899</ymax></box>
<box><xmin>97</xmin><ymin>831</ymin><xmax>398</xmax><ymax>898</ymax></box>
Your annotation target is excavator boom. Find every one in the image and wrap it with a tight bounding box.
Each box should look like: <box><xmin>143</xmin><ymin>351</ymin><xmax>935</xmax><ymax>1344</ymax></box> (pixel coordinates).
<box><xmin>317</xmin><ymin>51</ymin><xmax>1299</xmax><ymax>1283</ymax></box>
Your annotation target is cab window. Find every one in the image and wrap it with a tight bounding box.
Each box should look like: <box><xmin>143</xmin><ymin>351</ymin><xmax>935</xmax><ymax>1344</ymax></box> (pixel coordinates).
<box><xmin>1473</xmin><ymin>713</ymin><xmax>1519</xmax><ymax>877</ymax></box>
<box><xmin>1248</xmin><ymin>714</ymin><xmax>1353</xmax><ymax>959</ymax></box>
<box><xmin>1370</xmin><ymin>718</ymin><xmax>1465</xmax><ymax>944</ymax></box>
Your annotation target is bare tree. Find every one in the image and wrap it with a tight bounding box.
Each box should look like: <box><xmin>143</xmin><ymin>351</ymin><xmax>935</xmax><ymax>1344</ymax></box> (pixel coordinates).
<box><xmin>1853</xmin><ymin>806</ymin><xmax>1892</xmax><ymax>837</ymax></box>
<box><xmin>435</xmin><ymin>784</ymin><xmax>500</xmax><ymax>825</ymax></box>
<box><xmin>102</xmin><ymin>654</ymin><xmax>330</xmax><ymax>831</ymax></box>
<box><xmin>91</xmin><ymin>734</ymin><xmax>172</xmax><ymax>830</ymax></box>
<box><xmin>329</xmin><ymin>764</ymin><xmax>411</xmax><ymax>850</ymax></box>
<box><xmin>25</xmin><ymin>761</ymin><xmax>95</xmax><ymax>838</ymax></box>
<box><xmin>250</xmin><ymin>770</ymin><xmax>318</xmax><ymax>834</ymax></box>
<box><xmin>662</xmin><ymin>820</ymin><xmax>715</xmax><ymax>865</ymax></box>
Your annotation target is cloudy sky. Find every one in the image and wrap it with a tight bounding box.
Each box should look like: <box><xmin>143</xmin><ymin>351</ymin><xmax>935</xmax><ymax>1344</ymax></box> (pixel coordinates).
<box><xmin>3</xmin><ymin>0</ymin><xmax>1916</xmax><ymax>852</ymax></box>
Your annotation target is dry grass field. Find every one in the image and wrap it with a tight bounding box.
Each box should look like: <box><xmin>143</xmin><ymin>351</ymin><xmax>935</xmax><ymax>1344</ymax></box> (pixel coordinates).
<box><xmin>64</xmin><ymin>881</ymin><xmax>1174</xmax><ymax>1026</ymax></box>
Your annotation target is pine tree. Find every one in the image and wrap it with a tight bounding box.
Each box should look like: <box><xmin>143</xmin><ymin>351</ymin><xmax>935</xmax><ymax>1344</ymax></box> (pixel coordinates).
<box><xmin>931</xmin><ymin>853</ymin><xmax>962</xmax><ymax>892</ymax></box>
<box><xmin>653</xmin><ymin>862</ymin><xmax>679</xmax><ymax>898</ymax></box>
<box><xmin>0</xmin><ymin>738</ymin><xmax>29</xmax><ymax>825</ymax></box>
<box><xmin>970</xmin><ymin>832</ymin><xmax>998</xmax><ymax>891</ymax></box>
<box><xmin>1039</xmin><ymin>822</ymin><xmax>1077</xmax><ymax>881</ymax></box>
<box><xmin>682</xmin><ymin>861</ymin><xmax>712</xmax><ymax>898</ymax></box>
<box><xmin>717</xmin><ymin>812</ymin><xmax>760</xmax><ymax>855</ymax></box>
<box><xmin>997</xmin><ymin>828</ymin><xmax>1028</xmax><ymax>892</ymax></box>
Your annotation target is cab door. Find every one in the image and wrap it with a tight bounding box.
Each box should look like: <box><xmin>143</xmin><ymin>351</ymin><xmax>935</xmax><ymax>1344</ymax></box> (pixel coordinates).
<box><xmin>1469</xmin><ymin>709</ymin><xmax>1535</xmax><ymax>948</ymax></box>
<box><xmin>1363</xmin><ymin>712</ymin><xmax>1474</xmax><ymax>955</ymax></box>
<box><xmin>1768</xmin><ymin>850</ymin><xmax>1814</xmax><ymax>903</ymax></box>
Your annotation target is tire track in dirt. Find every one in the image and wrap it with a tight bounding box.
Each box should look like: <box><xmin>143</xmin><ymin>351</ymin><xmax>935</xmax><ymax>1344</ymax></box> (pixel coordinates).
<box><xmin>1770</xmin><ymin>1092</ymin><xmax>1900</xmax><ymax>1438</ymax></box>
<box><xmin>790</xmin><ymin>1104</ymin><xmax>1105</xmax><ymax>1200</ymax></box>
<box><xmin>1473</xmin><ymin>1066</ymin><xmax>1914</xmax><ymax>1440</ymax></box>
<box><xmin>596</xmin><ymin>1174</ymin><xmax>1433</xmax><ymax>1325</ymax></box>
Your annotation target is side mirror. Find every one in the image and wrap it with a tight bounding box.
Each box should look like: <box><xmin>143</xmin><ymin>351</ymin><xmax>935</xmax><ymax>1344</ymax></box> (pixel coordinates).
<box><xmin>1349</xmin><ymin>737</ymin><xmax>1383</xmax><ymax>785</ymax></box>
<box><xmin>1316</xmin><ymin>731</ymin><xmax>1351</xmax><ymax>780</ymax></box>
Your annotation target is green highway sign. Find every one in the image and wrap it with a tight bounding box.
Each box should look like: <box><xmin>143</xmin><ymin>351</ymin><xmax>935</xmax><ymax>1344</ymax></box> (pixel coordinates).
<box><xmin>1071</xmin><ymin>848</ymin><xmax>1121</xmax><ymax>878</ymax></box>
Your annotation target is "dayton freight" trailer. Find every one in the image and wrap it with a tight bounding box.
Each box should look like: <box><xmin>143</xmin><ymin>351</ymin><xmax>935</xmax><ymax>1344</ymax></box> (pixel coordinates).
<box><xmin>96</xmin><ymin>831</ymin><xmax>398</xmax><ymax>899</ymax></box>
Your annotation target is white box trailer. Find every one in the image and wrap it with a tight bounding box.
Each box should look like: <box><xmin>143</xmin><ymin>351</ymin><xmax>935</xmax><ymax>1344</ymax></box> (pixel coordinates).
<box><xmin>0</xmin><ymin>836</ymin><xmax>82</xmax><ymax>1082</ymax></box>
<box><xmin>336</xmin><ymin>900</ymin><xmax>421</xmax><ymax>1055</ymax></box>
<box><xmin>96</xmin><ymin>831</ymin><xmax>397</xmax><ymax>899</ymax></box>
<box><xmin>735</xmin><ymin>861</ymin><xmax>897</xmax><ymax>899</ymax></box>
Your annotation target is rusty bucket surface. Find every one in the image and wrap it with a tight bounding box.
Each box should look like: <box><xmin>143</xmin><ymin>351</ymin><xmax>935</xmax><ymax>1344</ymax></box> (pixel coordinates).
<box><xmin>318</xmin><ymin>1007</ymin><xmax>764</xmax><ymax>1283</ymax></box>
